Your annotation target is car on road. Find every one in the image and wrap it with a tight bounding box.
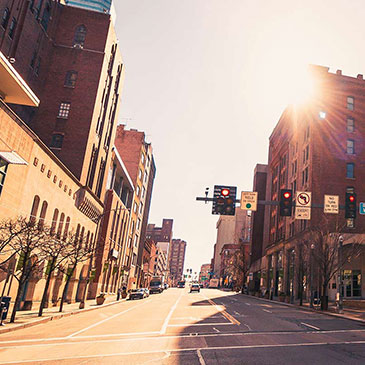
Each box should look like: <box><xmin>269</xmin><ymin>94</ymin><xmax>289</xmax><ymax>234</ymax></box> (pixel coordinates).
<box><xmin>129</xmin><ymin>289</ymin><xmax>146</xmax><ymax>300</ymax></box>
<box><xmin>177</xmin><ymin>281</ymin><xmax>185</xmax><ymax>288</ymax></box>
<box><xmin>190</xmin><ymin>283</ymin><xmax>200</xmax><ymax>293</ymax></box>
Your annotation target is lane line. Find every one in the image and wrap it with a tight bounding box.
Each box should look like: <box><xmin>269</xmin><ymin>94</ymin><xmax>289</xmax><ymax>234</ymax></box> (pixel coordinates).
<box><xmin>159</xmin><ymin>291</ymin><xmax>184</xmax><ymax>334</ymax></box>
<box><xmin>234</xmin><ymin>311</ymin><xmax>240</xmax><ymax>316</ymax></box>
<box><xmin>167</xmin><ymin>323</ymin><xmax>234</xmax><ymax>327</ymax></box>
<box><xmin>3</xmin><ymin>340</ymin><xmax>365</xmax><ymax>364</ymax></box>
<box><xmin>67</xmin><ymin>298</ymin><xmax>152</xmax><ymax>338</ymax></box>
<box><xmin>203</xmin><ymin>294</ymin><xmax>241</xmax><ymax>326</ymax></box>
<box><xmin>245</xmin><ymin>303</ymin><xmax>251</xmax><ymax>306</ymax></box>
<box><xmin>197</xmin><ymin>349</ymin><xmax>206</xmax><ymax>365</ymax></box>
<box><xmin>213</xmin><ymin>327</ymin><xmax>220</xmax><ymax>333</ymax></box>
<box><xmin>2</xmin><ymin>328</ymin><xmax>364</xmax><ymax>346</ymax></box>
<box><xmin>301</xmin><ymin>322</ymin><xmax>320</xmax><ymax>331</ymax></box>
<box><xmin>262</xmin><ymin>309</ymin><xmax>273</xmax><ymax>313</ymax></box>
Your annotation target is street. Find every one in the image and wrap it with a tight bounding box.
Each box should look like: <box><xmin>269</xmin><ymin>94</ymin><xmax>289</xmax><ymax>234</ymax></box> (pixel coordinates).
<box><xmin>0</xmin><ymin>288</ymin><xmax>364</xmax><ymax>364</ymax></box>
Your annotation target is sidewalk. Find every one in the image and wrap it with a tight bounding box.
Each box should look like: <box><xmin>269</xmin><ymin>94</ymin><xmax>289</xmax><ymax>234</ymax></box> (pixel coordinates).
<box><xmin>245</xmin><ymin>293</ymin><xmax>365</xmax><ymax>323</ymax></box>
<box><xmin>0</xmin><ymin>294</ymin><xmax>124</xmax><ymax>335</ymax></box>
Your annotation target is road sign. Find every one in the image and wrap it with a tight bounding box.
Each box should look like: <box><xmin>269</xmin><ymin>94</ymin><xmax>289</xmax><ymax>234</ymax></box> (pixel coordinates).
<box><xmin>324</xmin><ymin>195</ymin><xmax>339</xmax><ymax>214</ymax></box>
<box><xmin>241</xmin><ymin>191</ymin><xmax>258</xmax><ymax>211</ymax></box>
<box><xmin>296</xmin><ymin>191</ymin><xmax>311</xmax><ymax>207</ymax></box>
<box><xmin>295</xmin><ymin>191</ymin><xmax>311</xmax><ymax>220</ymax></box>
<box><xmin>360</xmin><ymin>202</ymin><xmax>365</xmax><ymax>215</ymax></box>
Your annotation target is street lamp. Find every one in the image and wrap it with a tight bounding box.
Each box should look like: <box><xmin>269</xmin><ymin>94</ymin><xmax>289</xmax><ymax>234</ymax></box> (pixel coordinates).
<box><xmin>337</xmin><ymin>235</ymin><xmax>344</xmax><ymax>313</ymax></box>
<box><xmin>290</xmin><ymin>249</ymin><xmax>295</xmax><ymax>304</ymax></box>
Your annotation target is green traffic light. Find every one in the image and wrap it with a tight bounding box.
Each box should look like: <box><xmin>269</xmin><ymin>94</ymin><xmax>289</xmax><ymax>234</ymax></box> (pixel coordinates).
<box><xmin>246</xmin><ymin>203</ymin><xmax>251</xmax><ymax>209</ymax></box>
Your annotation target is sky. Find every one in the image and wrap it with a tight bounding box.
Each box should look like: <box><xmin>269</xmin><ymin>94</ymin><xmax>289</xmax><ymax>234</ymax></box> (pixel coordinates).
<box><xmin>113</xmin><ymin>0</ymin><xmax>365</xmax><ymax>274</ymax></box>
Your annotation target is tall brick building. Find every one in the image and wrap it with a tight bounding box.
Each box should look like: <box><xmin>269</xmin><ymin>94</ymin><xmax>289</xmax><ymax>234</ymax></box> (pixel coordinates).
<box><xmin>114</xmin><ymin>125</ymin><xmax>156</xmax><ymax>288</ymax></box>
<box><xmin>0</xmin><ymin>0</ymin><xmax>124</xmax><ymax>201</ymax></box>
<box><xmin>169</xmin><ymin>239</ymin><xmax>187</xmax><ymax>285</ymax></box>
<box><xmin>263</xmin><ymin>65</ymin><xmax>365</xmax><ymax>300</ymax></box>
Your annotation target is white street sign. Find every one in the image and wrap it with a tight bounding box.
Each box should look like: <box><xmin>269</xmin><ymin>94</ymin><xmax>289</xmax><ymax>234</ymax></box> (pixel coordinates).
<box><xmin>241</xmin><ymin>191</ymin><xmax>258</xmax><ymax>211</ymax></box>
<box><xmin>324</xmin><ymin>195</ymin><xmax>339</xmax><ymax>214</ymax></box>
<box><xmin>295</xmin><ymin>207</ymin><xmax>311</xmax><ymax>220</ymax></box>
<box><xmin>295</xmin><ymin>191</ymin><xmax>311</xmax><ymax>220</ymax></box>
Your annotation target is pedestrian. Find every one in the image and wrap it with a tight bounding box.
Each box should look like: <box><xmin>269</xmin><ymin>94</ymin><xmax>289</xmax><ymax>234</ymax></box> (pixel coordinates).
<box><xmin>117</xmin><ymin>287</ymin><xmax>121</xmax><ymax>301</ymax></box>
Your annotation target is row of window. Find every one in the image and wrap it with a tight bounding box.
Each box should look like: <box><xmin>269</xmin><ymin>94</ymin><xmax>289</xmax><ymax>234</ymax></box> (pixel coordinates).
<box><xmin>1</xmin><ymin>8</ymin><xmax>16</xmax><ymax>38</ymax></box>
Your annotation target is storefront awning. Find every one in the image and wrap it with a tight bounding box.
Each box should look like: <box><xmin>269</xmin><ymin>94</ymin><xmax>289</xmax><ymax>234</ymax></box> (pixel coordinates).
<box><xmin>0</xmin><ymin>151</ymin><xmax>28</xmax><ymax>165</ymax></box>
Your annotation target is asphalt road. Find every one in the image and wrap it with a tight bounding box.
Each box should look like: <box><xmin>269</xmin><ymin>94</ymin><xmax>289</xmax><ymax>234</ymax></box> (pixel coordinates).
<box><xmin>0</xmin><ymin>288</ymin><xmax>364</xmax><ymax>364</ymax></box>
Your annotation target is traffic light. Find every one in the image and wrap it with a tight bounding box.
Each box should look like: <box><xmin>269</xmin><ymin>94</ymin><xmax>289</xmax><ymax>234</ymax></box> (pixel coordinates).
<box><xmin>279</xmin><ymin>189</ymin><xmax>293</xmax><ymax>216</ymax></box>
<box><xmin>212</xmin><ymin>185</ymin><xmax>236</xmax><ymax>216</ymax></box>
<box><xmin>345</xmin><ymin>192</ymin><xmax>356</xmax><ymax>218</ymax></box>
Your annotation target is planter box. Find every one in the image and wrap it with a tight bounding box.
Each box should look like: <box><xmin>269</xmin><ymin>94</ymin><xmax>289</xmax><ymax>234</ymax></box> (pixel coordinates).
<box><xmin>96</xmin><ymin>296</ymin><xmax>106</xmax><ymax>305</ymax></box>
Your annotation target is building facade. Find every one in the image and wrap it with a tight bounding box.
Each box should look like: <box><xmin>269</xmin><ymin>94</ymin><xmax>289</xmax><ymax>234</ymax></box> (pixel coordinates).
<box><xmin>264</xmin><ymin>65</ymin><xmax>365</xmax><ymax>300</ymax></box>
<box><xmin>168</xmin><ymin>239</ymin><xmax>187</xmax><ymax>285</ymax></box>
<box><xmin>63</xmin><ymin>0</ymin><xmax>112</xmax><ymax>13</ymax></box>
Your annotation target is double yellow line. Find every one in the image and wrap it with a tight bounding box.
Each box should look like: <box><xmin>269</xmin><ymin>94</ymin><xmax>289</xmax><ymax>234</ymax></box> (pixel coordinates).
<box><xmin>207</xmin><ymin>298</ymin><xmax>241</xmax><ymax>326</ymax></box>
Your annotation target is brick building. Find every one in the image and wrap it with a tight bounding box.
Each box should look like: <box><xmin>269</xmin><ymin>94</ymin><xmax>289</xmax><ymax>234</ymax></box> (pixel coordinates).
<box><xmin>0</xmin><ymin>52</ymin><xmax>102</xmax><ymax>310</ymax></box>
<box><xmin>0</xmin><ymin>1</ymin><xmax>124</xmax><ymax>202</ymax></box>
<box><xmin>199</xmin><ymin>263</ymin><xmax>211</xmax><ymax>287</ymax></box>
<box><xmin>168</xmin><ymin>239</ymin><xmax>187</xmax><ymax>285</ymax></box>
<box><xmin>264</xmin><ymin>65</ymin><xmax>365</xmax><ymax>300</ymax></box>
<box><xmin>114</xmin><ymin>126</ymin><xmax>155</xmax><ymax>289</ymax></box>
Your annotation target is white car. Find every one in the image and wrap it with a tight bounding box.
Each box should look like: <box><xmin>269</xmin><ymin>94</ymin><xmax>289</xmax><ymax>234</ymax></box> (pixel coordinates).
<box><xmin>190</xmin><ymin>284</ymin><xmax>200</xmax><ymax>293</ymax></box>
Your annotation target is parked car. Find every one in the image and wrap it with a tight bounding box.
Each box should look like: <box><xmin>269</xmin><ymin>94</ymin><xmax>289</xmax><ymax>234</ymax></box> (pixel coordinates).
<box><xmin>129</xmin><ymin>289</ymin><xmax>146</xmax><ymax>300</ymax></box>
<box><xmin>199</xmin><ymin>283</ymin><xmax>203</xmax><ymax>288</ymax></box>
<box><xmin>144</xmin><ymin>288</ymin><xmax>150</xmax><ymax>297</ymax></box>
<box><xmin>164</xmin><ymin>283</ymin><xmax>169</xmax><ymax>290</ymax></box>
<box><xmin>190</xmin><ymin>283</ymin><xmax>200</xmax><ymax>293</ymax></box>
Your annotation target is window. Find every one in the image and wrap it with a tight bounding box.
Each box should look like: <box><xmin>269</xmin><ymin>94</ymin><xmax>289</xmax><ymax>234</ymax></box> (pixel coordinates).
<box><xmin>58</xmin><ymin>102</ymin><xmax>71</xmax><ymax>119</ymax></box>
<box><xmin>73</xmin><ymin>25</ymin><xmax>87</xmax><ymax>47</ymax></box>
<box><xmin>34</xmin><ymin>0</ymin><xmax>43</xmax><ymax>19</ymax></box>
<box><xmin>346</xmin><ymin>163</ymin><xmax>354</xmax><ymax>178</ymax></box>
<box><xmin>29</xmin><ymin>0</ymin><xmax>35</xmax><ymax>12</ymax></box>
<box><xmin>50</xmin><ymin>134</ymin><xmax>64</xmax><ymax>149</ymax></box>
<box><xmin>138</xmin><ymin>169</ymin><xmax>142</xmax><ymax>180</ymax></box>
<box><xmin>136</xmin><ymin>218</ymin><xmax>141</xmax><ymax>231</ymax></box>
<box><xmin>347</xmin><ymin>118</ymin><xmax>354</xmax><ymax>133</ymax></box>
<box><xmin>139</xmin><ymin>202</ymin><xmax>143</xmax><ymax>214</ymax></box>
<box><xmin>136</xmin><ymin>185</ymin><xmax>140</xmax><ymax>197</ymax></box>
<box><xmin>302</xmin><ymin>167</ymin><xmax>308</xmax><ymax>185</ymax></box>
<box><xmin>144</xmin><ymin>170</ymin><xmax>148</xmax><ymax>183</ymax></box>
<box><xmin>1</xmin><ymin>8</ymin><xmax>10</xmax><ymax>29</ymax></box>
<box><xmin>64</xmin><ymin>71</ymin><xmax>78</xmax><ymax>87</ymax></box>
<box><xmin>133</xmin><ymin>235</ymin><xmax>139</xmax><ymax>248</ymax></box>
<box><xmin>34</xmin><ymin>57</ymin><xmax>41</xmax><ymax>75</ymax></box>
<box><xmin>30</xmin><ymin>51</ymin><xmax>37</xmax><ymax>69</ymax></box>
<box><xmin>40</xmin><ymin>2</ymin><xmax>51</xmax><ymax>30</ymax></box>
<box><xmin>142</xmin><ymin>186</ymin><xmax>146</xmax><ymax>199</ymax></box>
<box><xmin>133</xmin><ymin>202</ymin><xmax>138</xmax><ymax>213</ymax></box>
<box><xmin>347</xmin><ymin>96</ymin><xmax>354</xmax><ymax>111</ymax></box>
<box><xmin>8</xmin><ymin>17</ymin><xmax>16</xmax><ymax>39</ymax></box>
<box><xmin>347</xmin><ymin>139</ymin><xmax>354</xmax><ymax>154</ymax></box>
<box><xmin>0</xmin><ymin>158</ymin><xmax>9</xmax><ymax>195</ymax></box>
<box><xmin>141</xmin><ymin>153</ymin><xmax>145</xmax><ymax>165</ymax></box>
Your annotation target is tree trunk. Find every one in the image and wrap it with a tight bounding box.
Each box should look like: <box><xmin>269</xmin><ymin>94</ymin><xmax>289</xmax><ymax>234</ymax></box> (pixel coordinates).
<box><xmin>59</xmin><ymin>265</ymin><xmax>75</xmax><ymax>313</ymax></box>
<box><xmin>38</xmin><ymin>258</ymin><xmax>56</xmax><ymax>317</ymax></box>
<box><xmin>10</xmin><ymin>279</ymin><xmax>24</xmax><ymax>323</ymax></box>
<box><xmin>321</xmin><ymin>282</ymin><xmax>329</xmax><ymax>310</ymax></box>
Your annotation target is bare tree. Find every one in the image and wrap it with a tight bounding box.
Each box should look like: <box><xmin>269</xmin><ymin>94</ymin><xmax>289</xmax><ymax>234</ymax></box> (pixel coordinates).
<box><xmin>58</xmin><ymin>231</ymin><xmax>94</xmax><ymax>312</ymax></box>
<box><xmin>230</xmin><ymin>241</ymin><xmax>250</xmax><ymax>293</ymax></box>
<box><xmin>4</xmin><ymin>218</ymin><xmax>49</xmax><ymax>323</ymax></box>
<box><xmin>304</xmin><ymin>219</ymin><xmax>363</xmax><ymax>310</ymax></box>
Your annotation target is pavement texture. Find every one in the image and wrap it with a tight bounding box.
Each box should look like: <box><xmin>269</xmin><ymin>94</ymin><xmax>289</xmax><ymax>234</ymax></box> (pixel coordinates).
<box><xmin>0</xmin><ymin>288</ymin><xmax>364</xmax><ymax>364</ymax></box>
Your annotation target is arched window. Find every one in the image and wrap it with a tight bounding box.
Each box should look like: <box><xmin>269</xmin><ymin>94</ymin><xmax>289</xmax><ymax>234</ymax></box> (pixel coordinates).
<box><xmin>63</xmin><ymin>216</ymin><xmax>70</xmax><ymax>240</ymax></box>
<box><xmin>1</xmin><ymin>8</ymin><xmax>10</xmax><ymax>29</ymax></box>
<box><xmin>73</xmin><ymin>25</ymin><xmax>86</xmax><ymax>47</ymax></box>
<box><xmin>8</xmin><ymin>17</ymin><xmax>16</xmax><ymax>39</ymax></box>
<box><xmin>80</xmin><ymin>226</ymin><xmax>85</xmax><ymax>245</ymax></box>
<box><xmin>38</xmin><ymin>201</ymin><xmax>48</xmax><ymax>229</ymax></box>
<box><xmin>30</xmin><ymin>195</ymin><xmax>40</xmax><ymax>224</ymax></box>
<box><xmin>75</xmin><ymin>224</ymin><xmax>81</xmax><ymax>243</ymax></box>
<box><xmin>57</xmin><ymin>213</ymin><xmax>65</xmax><ymax>238</ymax></box>
<box><xmin>51</xmin><ymin>209</ymin><xmax>59</xmax><ymax>235</ymax></box>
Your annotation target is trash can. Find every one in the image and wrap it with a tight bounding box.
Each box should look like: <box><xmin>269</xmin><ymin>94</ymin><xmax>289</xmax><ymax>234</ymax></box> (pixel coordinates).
<box><xmin>1</xmin><ymin>296</ymin><xmax>11</xmax><ymax>321</ymax></box>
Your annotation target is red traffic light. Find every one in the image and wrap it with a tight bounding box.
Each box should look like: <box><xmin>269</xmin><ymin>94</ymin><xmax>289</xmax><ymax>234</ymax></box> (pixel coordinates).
<box><xmin>349</xmin><ymin>195</ymin><xmax>355</xmax><ymax>202</ymax></box>
<box><xmin>283</xmin><ymin>192</ymin><xmax>291</xmax><ymax>199</ymax></box>
<box><xmin>221</xmin><ymin>188</ymin><xmax>230</xmax><ymax>196</ymax></box>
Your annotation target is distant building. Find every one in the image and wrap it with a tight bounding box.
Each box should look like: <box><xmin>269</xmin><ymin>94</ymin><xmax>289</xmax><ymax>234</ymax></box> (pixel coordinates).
<box><xmin>169</xmin><ymin>239</ymin><xmax>187</xmax><ymax>284</ymax></box>
<box><xmin>199</xmin><ymin>264</ymin><xmax>211</xmax><ymax>286</ymax></box>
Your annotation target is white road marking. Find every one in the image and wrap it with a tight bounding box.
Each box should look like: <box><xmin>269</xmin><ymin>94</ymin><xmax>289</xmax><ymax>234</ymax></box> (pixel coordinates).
<box><xmin>301</xmin><ymin>322</ymin><xmax>320</xmax><ymax>331</ymax></box>
<box><xmin>234</xmin><ymin>311</ymin><xmax>240</xmax><ymax>316</ymax></box>
<box><xmin>66</xmin><ymin>298</ymin><xmax>152</xmax><ymax>338</ymax></box>
<box><xmin>197</xmin><ymin>349</ymin><xmax>206</xmax><ymax>365</ymax></box>
<box><xmin>159</xmin><ymin>291</ymin><xmax>184</xmax><ymax>334</ymax></box>
<box><xmin>2</xmin><ymin>341</ymin><xmax>365</xmax><ymax>364</ymax></box>
<box><xmin>167</xmin><ymin>322</ymin><xmax>233</xmax><ymax>327</ymax></box>
<box><xmin>245</xmin><ymin>303</ymin><xmax>251</xmax><ymax>306</ymax></box>
<box><xmin>213</xmin><ymin>327</ymin><xmax>220</xmax><ymax>333</ymax></box>
<box><xmin>262</xmin><ymin>309</ymin><xmax>272</xmax><ymax>313</ymax></box>
<box><xmin>2</xmin><ymin>328</ymin><xmax>365</xmax><ymax>346</ymax></box>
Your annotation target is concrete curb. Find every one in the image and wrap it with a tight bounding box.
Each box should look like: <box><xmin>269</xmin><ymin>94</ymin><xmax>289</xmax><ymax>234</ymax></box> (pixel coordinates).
<box><xmin>0</xmin><ymin>298</ymin><xmax>125</xmax><ymax>335</ymax></box>
<box><xmin>239</xmin><ymin>293</ymin><xmax>365</xmax><ymax>324</ymax></box>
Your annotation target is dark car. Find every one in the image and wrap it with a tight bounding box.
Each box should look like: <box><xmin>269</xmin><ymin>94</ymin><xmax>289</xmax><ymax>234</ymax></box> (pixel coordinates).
<box><xmin>129</xmin><ymin>289</ymin><xmax>146</xmax><ymax>300</ymax></box>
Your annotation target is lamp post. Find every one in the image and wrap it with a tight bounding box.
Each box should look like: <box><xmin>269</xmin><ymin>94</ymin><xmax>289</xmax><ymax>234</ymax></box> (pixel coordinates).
<box><xmin>310</xmin><ymin>243</ymin><xmax>315</xmax><ymax>308</ymax></box>
<box><xmin>290</xmin><ymin>249</ymin><xmax>295</xmax><ymax>304</ymax></box>
<box><xmin>337</xmin><ymin>235</ymin><xmax>344</xmax><ymax>313</ymax></box>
